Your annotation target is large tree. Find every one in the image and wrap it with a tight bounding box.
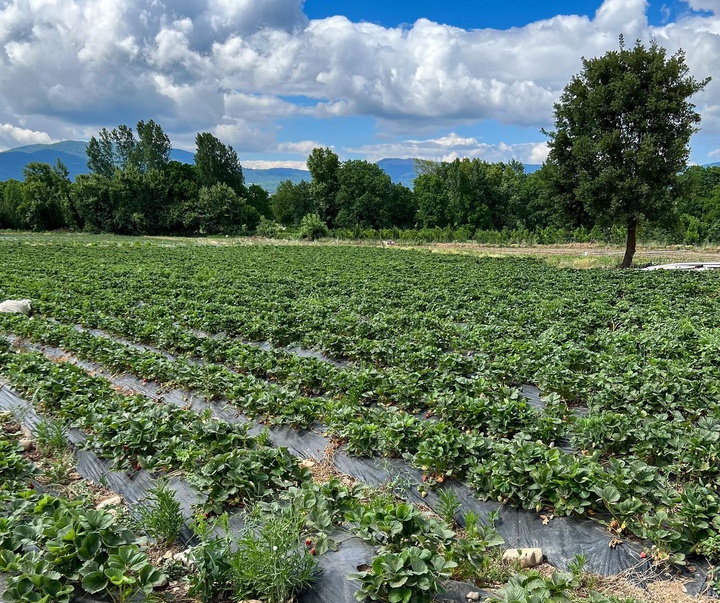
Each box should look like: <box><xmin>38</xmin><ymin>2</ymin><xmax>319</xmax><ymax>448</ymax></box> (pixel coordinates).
<box><xmin>307</xmin><ymin>147</ymin><xmax>340</xmax><ymax>226</ymax></box>
<box><xmin>86</xmin><ymin>120</ymin><xmax>171</xmax><ymax>176</ymax></box>
<box><xmin>194</xmin><ymin>132</ymin><xmax>245</xmax><ymax>194</ymax></box>
<box><xmin>544</xmin><ymin>38</ymin><xmax>709</xmax><ymax>267</ymax></box>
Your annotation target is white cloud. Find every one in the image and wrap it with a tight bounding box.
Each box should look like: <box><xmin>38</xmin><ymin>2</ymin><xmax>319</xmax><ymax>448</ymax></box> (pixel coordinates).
<box><xmin>277</xmin><ymin>140</ymin><xmax>327</xmax><ymax>154</ymax></box>
<box><xmin>242</xmin><ymin>159</ymin><xmax>308</xmax><ymax>170</ymax></box>
<box><xmin>0</xmin><ymin>124</ymin><xmax>55</xmax><ymax>149</ymax></box>
<box><xmin>0</xmin><ymin>0</ymin><xmax>717</xmax><ymax>161</ymax></box>
<box><xmin>683</xmin><ymin>0</ymin><xmax>720</xmax><ymax>13</ymax></box>
<box><xmin>346</xmin><ymin>134</ymin><xmax>549</xmax><ymax>164</ymax></box>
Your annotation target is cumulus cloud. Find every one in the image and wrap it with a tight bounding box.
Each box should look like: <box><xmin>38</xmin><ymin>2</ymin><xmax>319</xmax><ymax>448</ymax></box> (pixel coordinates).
<box><xmin>0</xmin><ymin>124</ymin><xmax>55</xmax><ymax>150</ymax></box>
<box><xmin>683</xmin><ymin>0</ymin><xmax>720</xmax><ymax>12</ymax></box>
<box><xmin>0</xmin><ymin>0</ymin><xmax>717</xmax><ymax>160</ymax></box>
<box><xmin>277</xmin><ymin>140</ymin><xmax>328</xmax><ymax>154</ymax></box>
<box><xmin>346</xmin><ymin>134</ymin><xmax>549</xmax><ymax>164</ymax></box>
<box><xmin>242</xmin><ymin>159</ymin><xmax>308</xmax><ymax>169</ymax></box>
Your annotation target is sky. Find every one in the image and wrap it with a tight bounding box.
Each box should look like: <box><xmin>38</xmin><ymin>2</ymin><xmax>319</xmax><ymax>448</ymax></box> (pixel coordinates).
<box><xmin>0</xmin><ymin>0</ymin><xmax>719</xmax><ymax>169</ymax></box>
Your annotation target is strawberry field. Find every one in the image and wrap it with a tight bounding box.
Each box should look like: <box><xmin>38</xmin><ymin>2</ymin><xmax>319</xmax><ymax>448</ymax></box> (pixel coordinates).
<box><xmin>1</xmin><ymin>237</ymin><xmax>720</xmax><ymax>602</ymax></box>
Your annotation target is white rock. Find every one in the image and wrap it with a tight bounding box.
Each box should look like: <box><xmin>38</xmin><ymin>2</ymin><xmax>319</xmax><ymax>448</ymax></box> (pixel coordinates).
<box><xmin>173</xmin><ymin>550</ymin><xmax>195</xmax><ymax>569</ymax></box>
<box><xmin>0</xmin><ymin>300</ymin><xmax>31</xmax><ymax>315</ymax></box>
<box><xmin>502</xmin><ymin>548</ymin><xmax>544</xmax><ymax>568</ymax></box>
<box><xmin>299</xmin><ymin>459</ymin><xmax>317</xmax><ymax>469</ymax></box>
<box><xmin>96</xmin><ymin>495</ymin><xmax>123</xmax><ymax>509</ymax></box>
<box><xmin>19</xmin><ymin>438</ymin><xmax>34</xmax><ymax>451</ymax></box>
<box><xmin>467</xmin><ymin>591</ymin><xmax>481</xmax><ymax>601</ymax></box>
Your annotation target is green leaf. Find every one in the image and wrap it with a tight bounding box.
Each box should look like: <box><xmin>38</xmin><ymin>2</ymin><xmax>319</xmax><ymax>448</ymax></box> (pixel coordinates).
<box><xmin>81</xmin><ymin>570</ymin><xmax>108</xmax><ymax>594</ymax></box>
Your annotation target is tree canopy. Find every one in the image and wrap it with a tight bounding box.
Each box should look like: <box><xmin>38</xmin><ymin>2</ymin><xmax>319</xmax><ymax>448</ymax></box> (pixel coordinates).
<box><xmin>544</xmin><ymin>37</ymin><xmax>709</xmax><ymax>267</ymax></box>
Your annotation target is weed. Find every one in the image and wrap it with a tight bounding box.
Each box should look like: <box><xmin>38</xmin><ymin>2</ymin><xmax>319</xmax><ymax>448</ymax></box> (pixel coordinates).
<box><xmin>437</xmin><ymin>489</ymin><xmax>461</xmax><ymax>526</ymax></box>
<box><xmin>35</xmin><ymin>417</ymin><xmax>68</xmax><ymax>455</ymax></box>
<box><xmin>231</xmin><ymin>505</ymin><xmax>318</xmax><ymax>603</ymax></box>
<box><xmin>137</xmin><ymin>479</ymin><xmax>184</xmax><ymax>546</ymax></box>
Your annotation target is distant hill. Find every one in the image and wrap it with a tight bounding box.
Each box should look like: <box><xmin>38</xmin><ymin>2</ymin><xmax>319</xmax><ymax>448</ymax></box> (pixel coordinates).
<box><xmin>376</xmin><ymin>158</ymin><xmax>417</xmax><ymax>188</ymax></box>
<box><xmin>8</xmin><ymin>140</ymin><xmax>89</xmax><ymax>158</ymax></box>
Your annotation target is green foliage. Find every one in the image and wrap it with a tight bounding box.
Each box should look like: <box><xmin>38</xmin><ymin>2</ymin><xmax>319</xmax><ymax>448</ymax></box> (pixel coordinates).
<box><xmin>494</xmin><ymin>569</ymin><xmax>579</xmax><ymax>603</ymax></box>
<box><xmin>186</xmin><ymin>183</ymin><xmax>259</xmax><ymax>234</ymax></box>
<box><xmin>352</xmin><ymin>547</ymin><xmax>456</xmax><ymax>603</ymax></box>
<box><xmin>544</xmin><ymin>38</ymin><xmax>710</xmax><ymax>266</ymax></box>
<box><xmin>307</xmin><ymin>147</ymin><xmax>341</xmax><ymax>226</ymax></box>
<box><xmin>194</xmin><ymin>132</ymin><xmax>245</xmax><ymax>193</ymax></box>
<box><xmin>136</xmin><ymin>479</ymin><xmax>184</xmax><ymax>546</ymax></box>
<box><xmin>230</xmin><ymin>505</ymin><xmax>318</xmax><ymax>603</ymax></box>
<box><xmin>20</xmin><ymin>161</ymin><xmax>71</xmax><ymax>231</ymax></box>
<box><xmin>299</xmin><ymin>212</ymin><xmax>330</xmax><ymax>240</ymax></box>
<box><xmin>187</xmin><ymin>513</ymin><xmax>234</xmax><ymax>603</ymax></box>
<box><xmin>35</xmin><ymin>417</ymin><xmax>68</xmax><ymax>456</ymax></box>
<box><xmin>347</xmin><ymin>502</ymin><xmax>455</xmax><ymax>552</ymax></box>
<box><xmin>0</xmin><ymin>487</ymin><xmax>161</xmax><ymax>603</ymax></box>
<box><xmin>256</xmin><ymin>216</ymin><xmax>284</xmax><ymax>237</ymax></box>
<box><xmin>271</xmin><ymin>179</ymin><xmax>314</xmax><ymax>226</ymax></box>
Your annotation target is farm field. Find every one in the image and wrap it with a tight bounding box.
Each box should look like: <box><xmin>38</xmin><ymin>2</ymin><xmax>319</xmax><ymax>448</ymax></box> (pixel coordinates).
<box><xmin>1</xmin><ymin>234</ymin><xmax>720</xmax><ymax>602</ymax></box>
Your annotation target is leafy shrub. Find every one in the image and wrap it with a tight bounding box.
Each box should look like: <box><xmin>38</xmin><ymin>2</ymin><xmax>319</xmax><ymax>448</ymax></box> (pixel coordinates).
<box><xmin>299</xmin><ymin>213</ymin><xmax>329</xmax><ymax>240</ymax></box>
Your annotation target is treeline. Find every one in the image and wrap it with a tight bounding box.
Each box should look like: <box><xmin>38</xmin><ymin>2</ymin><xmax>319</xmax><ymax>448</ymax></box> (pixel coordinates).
<box><xmin>0</xmin><ymin>122</ymin><xmax>270</xmax><ymax>235</ymax></box>
<box><xmin>1</xmin><ymin>119</ymin><xmax>719</xmax><ymax>244</ymax></box>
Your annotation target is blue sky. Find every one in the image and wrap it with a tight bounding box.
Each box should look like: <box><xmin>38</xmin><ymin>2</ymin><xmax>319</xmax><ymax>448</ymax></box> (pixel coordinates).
<box><xmin>0</xmin><ymin>0</ymin><xmax>718</xmax><ymax>168</ymax></box>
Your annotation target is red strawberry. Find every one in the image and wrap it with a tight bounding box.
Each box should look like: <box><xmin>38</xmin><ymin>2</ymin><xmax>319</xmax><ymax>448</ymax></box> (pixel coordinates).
<box><xmin>135</xmin><ymin>463</ymin><xmax>141</xmax><ymax>471</ymax></box>
<box><xmin>28</xmin><ymin>483</ymin><xmax>34</xmax><ymax>489</ymax></box>
<box><xmin>310</xmin><ymin>548</ymin><xmax>316</xmax><ymax>556</ymax></box>
<box><xmin>640</xmin><ymin>551</ymin><xmax>647</xmax><ymax>559</ymax></box>
<box><xmin>305</xmin><ymin>539</ymin><xmax>312</xmax><ymax>547</ymax></box>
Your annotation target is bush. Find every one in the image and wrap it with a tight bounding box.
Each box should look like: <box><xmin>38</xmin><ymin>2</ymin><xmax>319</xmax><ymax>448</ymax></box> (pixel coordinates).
<box><xmin>299</xmin><ymin>214</ymin><xmax>329</xmax><ymax>240</ymax></box>
<box><xmin>256</xmin><ymin>216</ymin><xmax>284</xmax><ymax>238</ymax></box>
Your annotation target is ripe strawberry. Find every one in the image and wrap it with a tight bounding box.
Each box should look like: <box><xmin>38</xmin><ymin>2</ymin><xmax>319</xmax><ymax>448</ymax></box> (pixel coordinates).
<box><xmin>28</xmin><ymin>483</ymin><xmax>34</xmax><ymax>489</ymax></box>
<box><xmin>640</xmin><ymin>551</ymin><xmax>647</xmax><ymax>559</ymax></box>
<box><xmin>305</xmin><ymin>539</ymin><xmax>312</xmax><ymax>547</ymax></box>
<box><xmin>310</xmin><ymin>547</ymin><xmax>316</xmax><ymax>556</ymax></box>
<box><xmin>135</xmin><ymin>463</ymin><xmax>142</xmax><ymax>471</ymax></box>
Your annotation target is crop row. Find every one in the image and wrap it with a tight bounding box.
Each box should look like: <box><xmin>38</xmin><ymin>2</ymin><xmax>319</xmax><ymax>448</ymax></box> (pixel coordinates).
<box><xmin>0</xmin><ymin>342</ymin><xmax>517</xmax><ymax>603</ymax></box>
<box><xmin>2</xmin><ymin>322</ymin><xmax>720</xmax><ymax>565</ymax></box>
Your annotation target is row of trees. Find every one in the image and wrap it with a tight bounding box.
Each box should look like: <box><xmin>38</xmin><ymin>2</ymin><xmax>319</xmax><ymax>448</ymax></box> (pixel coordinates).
<box><xmin>0</xmin><ymin>39</ymin><xmax>714</xmax><ymax>265</ymax></box>
<box><xmin>0</xmin><ymin>122</ymin><xmax>271</xmax><ymax>235</ymax></box>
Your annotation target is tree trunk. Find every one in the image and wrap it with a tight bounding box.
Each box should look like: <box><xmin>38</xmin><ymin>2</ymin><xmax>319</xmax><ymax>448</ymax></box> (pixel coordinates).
<box><xmin>620</xmin><ymin>219</ymin><xmax>637</xmax><ymax>269</ymax></box>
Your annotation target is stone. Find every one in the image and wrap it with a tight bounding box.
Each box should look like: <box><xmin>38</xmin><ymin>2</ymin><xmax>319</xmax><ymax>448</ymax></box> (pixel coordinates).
<box><xmin>502</xmin><ymin>548</ymin><xmax>544</xmax><ymax>568</ymax></box>
<box><xmin>299</xmin><ymin>459</ymin><xmax>317</xmax><ymax>469</ymax></box>
<box><xmin>173</xmin><ymin>550</ymin><xmax>195</xmax><ymax>568</ymax></box>
<box><xmin>19</xmin><ymin>438</ymin><xmax>34</xmax><ymax>451</ymax></box>
<box><xmin>96</xmin><ymin>495</ymin><xmax>123</xmax><ymax>509</ymax></box>
<box><xmin>155</xmin><ymin>576</ymin><xmax>169</xmax><ymax>589</ymax></box>
<box><xmin>0</xmin><ymin>299</ymin><xmax>31</xmax><ymax>315</ymax></box>
<box><xmin>467</xmin><ymin>592</ymin><xmax>481</xmax><ymax>601</ymax></box>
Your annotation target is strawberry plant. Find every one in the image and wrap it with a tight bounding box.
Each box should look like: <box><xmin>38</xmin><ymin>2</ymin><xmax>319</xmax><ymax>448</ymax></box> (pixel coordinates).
<box><xmin>352</xmin><ymin>546</ymin><xmax>456</xmax><ymax>603</ymax></box>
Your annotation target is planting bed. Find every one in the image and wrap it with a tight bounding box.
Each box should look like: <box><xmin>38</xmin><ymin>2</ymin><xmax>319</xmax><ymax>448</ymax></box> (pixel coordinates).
<box><xmin>1</xmin><ymin>237</ymin><xmax>720</xmax><ymax>601</ymax></box>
